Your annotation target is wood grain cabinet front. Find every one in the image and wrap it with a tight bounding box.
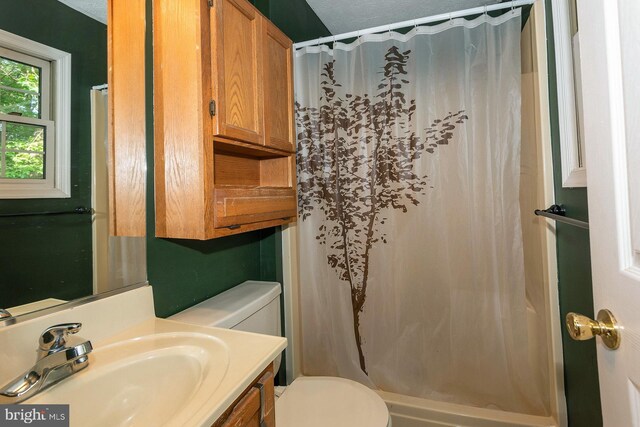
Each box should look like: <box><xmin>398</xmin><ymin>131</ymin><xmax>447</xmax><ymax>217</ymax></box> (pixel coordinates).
<box><xmin>263</xmin><ymin>20</ymin><xmax>295</xmax><ymax>153</ymax></box>
<box><xmin>210</xmin><ymin>0</ymin><xmax>264</xmax><ymax>146</ymax></box>
<box><xmin>154</xmin><ymin>0</ymin><xmax>296</xmax><ymax>239</ymax></box>
<box><xmin>212</xmin><ymin>365</ymin><xmax>275</xmax><ymax>427</ymax></box>
<box><xmin>107</xmin><ymin>0</ymin><xmax>147</xmax><ymax>237</ymax></box>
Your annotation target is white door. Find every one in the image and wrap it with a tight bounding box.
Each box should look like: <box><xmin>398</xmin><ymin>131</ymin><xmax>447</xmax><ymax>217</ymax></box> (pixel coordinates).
<box><xmin>577</xmin><ymin>0</ymin><xmax>640</xmax><ymax>425</ymax></box>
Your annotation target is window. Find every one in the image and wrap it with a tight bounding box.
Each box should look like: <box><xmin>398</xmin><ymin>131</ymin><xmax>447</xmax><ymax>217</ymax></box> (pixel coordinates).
<box><xmin>0</xmin><ymin>29</ymin><xmax>71</xmax><ymax>198</ymax></box>
<box><xmin>0</xmin><ymin>48</ymin><xmax>52</xmax><ymax>181</ymax></box>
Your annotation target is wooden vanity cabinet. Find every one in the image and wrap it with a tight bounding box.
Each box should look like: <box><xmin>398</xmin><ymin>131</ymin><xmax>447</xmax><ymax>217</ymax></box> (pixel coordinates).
<box><xmin>154</xmin><ymin>0</ymin><xmax>297</xmax><ymax>239</ymax></box>
<box><xmin>213</xmin><ymin>364</ymin><xmax>275</xmax><ymax>427</ymax></box>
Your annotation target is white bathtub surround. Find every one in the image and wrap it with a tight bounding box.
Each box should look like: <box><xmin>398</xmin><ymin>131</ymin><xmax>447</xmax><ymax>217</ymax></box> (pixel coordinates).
<box><xmin>0</xmin><ymin>285</ymin><xmax>286</xmax><ymax>427</ymax></box>
<box><xmin>380</xmin><ymin>390</ymin><xmax>556</xmax><ymax>427</ymax></box>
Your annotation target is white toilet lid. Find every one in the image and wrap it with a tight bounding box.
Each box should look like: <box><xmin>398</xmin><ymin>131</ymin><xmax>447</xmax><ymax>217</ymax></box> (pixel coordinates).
<box><xmin>275</xmin><ymin>377</ymin><xmax>390</xmax><ymax>427</ymax></box>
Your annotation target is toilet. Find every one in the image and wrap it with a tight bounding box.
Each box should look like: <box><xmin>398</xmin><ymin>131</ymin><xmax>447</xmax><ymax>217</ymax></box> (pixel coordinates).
<box><xmin>170</xmin><ymin>280</ymin><xmax>391</xmax><ymax>427</ymax></box>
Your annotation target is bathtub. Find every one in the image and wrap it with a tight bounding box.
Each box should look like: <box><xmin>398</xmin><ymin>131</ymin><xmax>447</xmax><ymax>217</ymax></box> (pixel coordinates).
<box><xmin>378</xmin><ymin>390</ymin><xmax>557</xmax><ymax>427</ymax></box>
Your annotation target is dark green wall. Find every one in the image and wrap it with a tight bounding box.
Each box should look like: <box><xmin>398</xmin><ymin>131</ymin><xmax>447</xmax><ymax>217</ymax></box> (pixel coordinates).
<box><xmin>545</xmin><ymin>1</ymin><xmax>602</xmax><ymax>425</ymax></box>
<box><xmin>146</xmin><ymin>0</ymin><xmax>329</xmax><ymax>318</ymax></box>
<box><xmin>0</xmin><ymin>1</ymin><xmax>107</xmax><ymax>308</ymax></box>
<box><xmin>260</xmin><ymin>0</ymin><xmax>331</xmax><ymax>43</ymax></box>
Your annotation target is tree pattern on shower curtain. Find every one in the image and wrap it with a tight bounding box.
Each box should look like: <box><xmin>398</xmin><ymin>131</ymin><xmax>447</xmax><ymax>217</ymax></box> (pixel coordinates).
<box><xmin>296</xmin><ymin>45</ymin><xmax>468</xmax><ymax>375</ymax></box>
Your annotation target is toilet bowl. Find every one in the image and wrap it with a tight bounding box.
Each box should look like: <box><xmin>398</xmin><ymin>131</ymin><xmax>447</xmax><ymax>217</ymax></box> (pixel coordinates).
<box><xmin>276</xmin><ymin>376</ymin><xmax>390</xmax><ymax>427</ymax></box>
<box><xmin>170</xmin><ymin>280</ymin><xmax>391</xmax><ymax>427</ymax></box>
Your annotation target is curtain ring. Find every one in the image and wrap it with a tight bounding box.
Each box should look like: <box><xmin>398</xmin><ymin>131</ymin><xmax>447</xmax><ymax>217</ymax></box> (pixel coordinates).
<box><xmin>332</xmin><ymin>35</ymin><xmax>337</xmax><ymax>46</ymax></box>
<box><xmin>315</xmin><ymin>37</ymin><xmax>321</xmax><ymax>47</ymax></box>
<box><xmin>413</xmin><ymin>19</ymin><xmax>418</xmax><ymax>30</ymax></box>
<box><xmin>388</xmin><ymin>25</ymin><xmax>392</xmax><ymax>36</ymax></box>
<box><xmin>356</xmin><ymin>30</ymin><xmax>361</xmax><ymax>43</ymax></box>
<box><xmin>484</xmin><ymin>5</ymin><xmax>488</xmax><ymax>16</ymax></box>
<box><xmin>449</xmin><ymin>13</ymin><xmax>454</xmax><ymax>25</ymax></box>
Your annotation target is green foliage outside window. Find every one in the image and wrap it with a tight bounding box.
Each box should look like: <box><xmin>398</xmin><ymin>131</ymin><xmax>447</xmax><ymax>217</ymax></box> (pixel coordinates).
<box><xmin>0</xmin><ymin>56</ymin><xmax>45</xmax><ymax>179</ymax></box>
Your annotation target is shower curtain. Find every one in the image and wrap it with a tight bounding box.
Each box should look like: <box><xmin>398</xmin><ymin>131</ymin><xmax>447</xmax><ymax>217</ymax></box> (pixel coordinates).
<box><xmin>295</xmin><ymin>10</ymin><xmax>548</xmax><ymax>415</ymax></box>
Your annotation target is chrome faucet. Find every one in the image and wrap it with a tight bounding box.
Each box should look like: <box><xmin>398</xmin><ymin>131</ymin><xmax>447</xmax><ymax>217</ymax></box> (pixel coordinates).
<box><xmin>0</xmin><ymin>323</ymin><xmax>93</xmax><ymax>403</ymax></box>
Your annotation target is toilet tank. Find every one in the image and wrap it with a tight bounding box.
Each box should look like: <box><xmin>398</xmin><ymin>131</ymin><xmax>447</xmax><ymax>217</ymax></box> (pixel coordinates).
<box><xmin>169</xmin><ymin>281</ymin><xmax>283</xmax><ymax>372</ymax></box>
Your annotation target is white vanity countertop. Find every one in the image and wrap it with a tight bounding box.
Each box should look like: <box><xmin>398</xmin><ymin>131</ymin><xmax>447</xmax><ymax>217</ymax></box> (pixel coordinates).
<box><xmin>95</xmin><ymin>317</ymin><xmax>287</xmax><ymax>427</ymax></box>
<box><xmin>0</xmin><ymin>286</ymin><xmax>286</xmax><ymax>427</ymax></box>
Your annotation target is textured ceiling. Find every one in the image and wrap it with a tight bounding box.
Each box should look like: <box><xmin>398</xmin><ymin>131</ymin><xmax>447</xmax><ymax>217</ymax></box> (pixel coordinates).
<box><xmin>306</xmin><ymin>0</ymin><xmax>502</xmax><ymax>35</ymax></box>
<box><xmin>53</xmin><ymin>0</ymin><xmax>503</xmax><ymax>35</ymax></box>
<box><xmin>57</xmin><ymin>0</ymin><xmax>106</xmax><ymax>24</ymax></box>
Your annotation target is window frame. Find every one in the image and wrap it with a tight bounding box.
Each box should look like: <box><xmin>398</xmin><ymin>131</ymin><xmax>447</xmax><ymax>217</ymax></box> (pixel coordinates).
<box><xmin>551</xmin><ymin>0</ymin><xmax>587</xmax><ymax>188</ymax></box>
<box><xmin>0</xmin><ymin>46</ymin><xmax>50</xmax><ymax>120</ymax></box>
<box><xmin>0</xmin><ymin>29</ymin><xmax>71</xmax><ymax>198</ymax></box>
<box><xmin>0</xmin><ymin>115</ymin><xmax>55</xmax><ymax>182</ymax></box>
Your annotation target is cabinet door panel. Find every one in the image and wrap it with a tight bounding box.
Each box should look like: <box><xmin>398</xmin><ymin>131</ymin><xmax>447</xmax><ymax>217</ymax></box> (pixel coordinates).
<box><xmin>212</xmin><ymin>0</ymin><xmax>264</xmax><ymax>145</ymax></box>
<box><xmin>213</xmin><ymin>364</ymin><xmax>275</xmax><ymax>427</ymax></box>
<box><xmin>220</xmin><ymin>388</ymin><xmax>260</xmax><ymax>427</ymax></box>
<box><xmin>256</xmin><ymin>370</ymin><xmax>275</xmax><ymax>427</ymax></box>
<box><xmin>108</xmin><ymin>0</ymin><xmax>147</xmax><ymax>236</ymax></box>
<box><xmin>264</xmin><ymin>22</ymin><xmax>294</xmax><ymax>152</ymax></box>
<box><xmin>154</xmin><ymin>0</ymin><xmax>212</xmax><ymax>239</ymax></box>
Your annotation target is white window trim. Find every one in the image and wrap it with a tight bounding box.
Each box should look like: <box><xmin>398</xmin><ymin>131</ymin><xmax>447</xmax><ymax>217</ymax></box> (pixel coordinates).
<box><xmin>552</xmin><ymin>0</ymin><xmax>586</xmax><ymax>188</ymax></box>
<box><xmin>0</xmin><ymin>28</ymin><xmax>71</xmax><ymax>198</ymax></box>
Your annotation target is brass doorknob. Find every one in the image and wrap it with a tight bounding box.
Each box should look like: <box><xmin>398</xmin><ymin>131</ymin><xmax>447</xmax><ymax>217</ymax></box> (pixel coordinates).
<box><xmin>566</xmin><ymin>309</ymin><xmax>621</xmax><ymax>350</ymax></box>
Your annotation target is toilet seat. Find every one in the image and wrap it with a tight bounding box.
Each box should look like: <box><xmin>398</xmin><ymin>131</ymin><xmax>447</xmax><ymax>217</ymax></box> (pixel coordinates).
<box><xmin>275</xmin><ymin>376</ymin><xmax>391</xmax><ymax>427</ymax></box>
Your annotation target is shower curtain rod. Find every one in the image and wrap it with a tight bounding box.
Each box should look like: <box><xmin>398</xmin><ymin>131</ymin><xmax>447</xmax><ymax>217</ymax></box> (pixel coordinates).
<box><xmin>534</xmin><ymin>204</ymin><xmax>589</xmax><ymax>230</ymax></box>
<box><xmin>294</xmin><ymin>0</ymin><xmax>535</xmax><ymax>49</ymax></box>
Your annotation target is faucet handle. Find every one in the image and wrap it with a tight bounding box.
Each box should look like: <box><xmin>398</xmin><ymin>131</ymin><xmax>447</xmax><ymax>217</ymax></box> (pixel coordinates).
<box><xmin>39</xmin><ymin>323</ymin><xmax>83</xmax><ymax>354</ymax></box>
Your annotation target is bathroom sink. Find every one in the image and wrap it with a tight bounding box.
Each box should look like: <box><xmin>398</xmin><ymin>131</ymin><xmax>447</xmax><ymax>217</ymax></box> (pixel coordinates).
<box><xmin>29</xmin><ymin>332</ymin><xmax>230</xmax><ymax>427</ymax></box>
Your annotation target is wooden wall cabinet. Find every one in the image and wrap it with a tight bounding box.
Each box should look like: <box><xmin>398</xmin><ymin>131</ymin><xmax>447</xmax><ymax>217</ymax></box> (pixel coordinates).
<box><xmin>107</xmin><ymin>0</ymin><xmax>147</xmax><ymax>236</ymax></box>
<box><xmin>154</xmin><ymin>0</ymin><xmax>296</xmax><ymax>239</ymax></box>
<box><xmin>264</xmin><ymin>21</ymin><xmax>295</xmax><ymax>153</ymax></box>
<box><xmin>212</xmin><ymin>364</ymin><xmax>275</xmax><ymax>427</ymax></box>
<box><xmin>211</xmin><ymin>0</ymin><xmax>264</xmax><ymax>145</ymax></box>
